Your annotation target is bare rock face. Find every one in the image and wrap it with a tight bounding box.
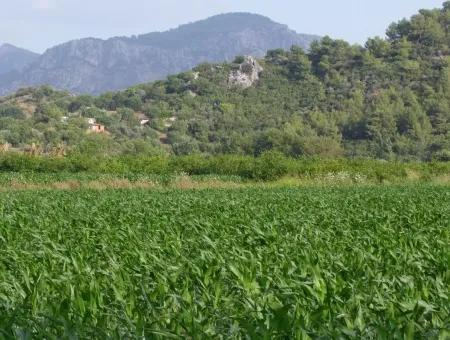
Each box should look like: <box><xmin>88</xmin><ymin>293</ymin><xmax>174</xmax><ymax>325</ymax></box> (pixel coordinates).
<box><xmin>228</xmin><ymin>56</ymin><xmax>263</xmax><ymax>88</ymax></box>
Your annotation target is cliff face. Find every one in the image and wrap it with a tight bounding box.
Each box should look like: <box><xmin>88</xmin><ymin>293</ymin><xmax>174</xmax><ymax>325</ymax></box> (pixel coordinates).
<box><xmin>0</xmin><ymin>13</ymin><xmax>320</xmax><ymax>95</ymax></box>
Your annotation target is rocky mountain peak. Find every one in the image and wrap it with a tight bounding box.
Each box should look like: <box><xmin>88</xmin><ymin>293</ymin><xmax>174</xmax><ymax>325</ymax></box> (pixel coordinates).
<box><xmin>0</xmin><ymin>43</ymin><xmax>39</xmax><ymax>75</ymax></box>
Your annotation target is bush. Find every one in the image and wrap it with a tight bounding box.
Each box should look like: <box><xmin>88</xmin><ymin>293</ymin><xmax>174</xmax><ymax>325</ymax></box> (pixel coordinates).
<box><xmin>251</xmin><ymin>151</ymin><xmax>289</xmax><ymax>180</ymax></box>
<box><xmin>0</xmin><ymin>105</ymin><xmax>25</xmax><ymax>119</ymax></box>
<box><xmin>233</xmin><ymin>56</ymin><xmax>245</xmax><ymax>64</ymax></box>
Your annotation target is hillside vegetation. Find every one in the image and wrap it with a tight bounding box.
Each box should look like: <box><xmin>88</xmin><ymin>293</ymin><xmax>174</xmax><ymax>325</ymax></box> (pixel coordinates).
<box><xmin>0</xmin><ymin>3</ymin><xmax>450</xmax><ymax>161</ymax></box>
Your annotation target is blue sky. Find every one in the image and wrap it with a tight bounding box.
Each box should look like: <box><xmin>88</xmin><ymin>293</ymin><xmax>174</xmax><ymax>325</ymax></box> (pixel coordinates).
<box><xmin>0</xmin><ymin>0</ymin><xmax>445</xmax><ymax>53</ymax></box>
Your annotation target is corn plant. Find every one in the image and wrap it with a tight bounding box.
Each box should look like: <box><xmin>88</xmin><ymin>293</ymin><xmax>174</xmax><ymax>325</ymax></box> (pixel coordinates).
<box><xmin>0</xmin><ymin>185</ymin><xmax>449</xmax><ymax>338</ymax></box>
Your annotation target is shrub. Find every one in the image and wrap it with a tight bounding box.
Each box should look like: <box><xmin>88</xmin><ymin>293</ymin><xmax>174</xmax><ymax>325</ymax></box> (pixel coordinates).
<box><xmin>0</xmin><ymin>105</ymin><xmax>25</xmax><ymax>119</ymax></box>
<box><xmin>252</xmin><ymin>151</ymin><xmax>289</xmax><ymax>180</ymax></box>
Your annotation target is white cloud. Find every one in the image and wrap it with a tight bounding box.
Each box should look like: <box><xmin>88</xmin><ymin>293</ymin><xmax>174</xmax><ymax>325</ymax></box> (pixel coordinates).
<box><xmin>32</xmin><ymin>0</ymin><xmax>53</xmax><ymax>10</ymax></box>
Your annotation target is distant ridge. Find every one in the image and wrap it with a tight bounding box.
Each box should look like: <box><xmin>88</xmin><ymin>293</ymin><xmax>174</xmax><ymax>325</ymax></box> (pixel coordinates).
<box><xmin>0</xmin><ymin>43</ymin><xmax>39</xmax><ymax>75</ymax></box>
<box><xmin>0</xmin><ymin>13</ymin><xmax>320</xmax><ymax>95</ymax></box>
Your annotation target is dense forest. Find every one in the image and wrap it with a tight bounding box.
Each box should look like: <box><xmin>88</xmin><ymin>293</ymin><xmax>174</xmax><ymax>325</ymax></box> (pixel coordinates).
<box><xmin>0</xmin><ymin>2</ymin><xmax>449</xmax><ymax>161</ymax></box>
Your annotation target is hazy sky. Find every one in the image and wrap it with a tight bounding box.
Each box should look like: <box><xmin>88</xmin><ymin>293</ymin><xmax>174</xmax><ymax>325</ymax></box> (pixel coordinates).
<box><xmin>0</xmin><ymin>0</ymin><xmax>445</xmax><ymax>53</ymax></box>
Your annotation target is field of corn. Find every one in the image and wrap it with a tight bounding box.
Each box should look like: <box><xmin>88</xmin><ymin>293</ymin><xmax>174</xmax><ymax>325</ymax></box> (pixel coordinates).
<box><xmin>0</xmin><ymin>185</ymin><xmax>449</xmax><ymax>338</ymax></box>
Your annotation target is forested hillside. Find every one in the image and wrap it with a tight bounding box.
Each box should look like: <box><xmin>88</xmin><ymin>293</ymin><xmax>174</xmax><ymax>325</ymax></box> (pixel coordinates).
<box><xmin>0</xmin><ymin>3</ymin><xmax>449</xmax><ymax>161</ymax></box>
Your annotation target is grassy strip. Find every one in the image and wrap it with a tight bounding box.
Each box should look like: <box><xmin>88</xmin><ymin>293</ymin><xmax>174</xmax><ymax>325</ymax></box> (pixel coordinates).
<box><xmin>0</xmin><ymin>152</ymin><xmax>449</xmax><ymax>182</ymax></box>
<box><xmin>0</xmin><ymin>170</ymin><xmax>448</xmax><ymax>191</ymax></box>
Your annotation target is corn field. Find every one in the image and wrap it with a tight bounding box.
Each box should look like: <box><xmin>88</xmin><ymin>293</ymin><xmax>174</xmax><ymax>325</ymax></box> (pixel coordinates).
<box><xmin>0</xmin><ymin>186</ymin><xmax>449</xmax><ymax>338</ymax></box>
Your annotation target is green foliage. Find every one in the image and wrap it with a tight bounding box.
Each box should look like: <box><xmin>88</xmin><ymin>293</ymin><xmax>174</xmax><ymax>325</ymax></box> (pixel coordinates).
<box><xmin>233</xmin><ymin>55</ymin><xmax>246</xmax><ymax>64</ymax></box>
<box><xmin>0</xmin><ymin>153</ymin><xmax>448</xmax><ymax>183</ymax></box>
<box><xmin>251</xmin><ymin>151</ymin><xmax>289</xmax><ymax>180</ymax></box>
<box><xmin>68</xmin><ymin>95</ymin><xmax>94</xmax><ymax>112</ymax></box>
<box><xmin>0</xmin><ymin>104</ymin><xmax>24</xmax><ymax>119</ymax></box>
<box><xmin>1</xmin><ymin>3</ymin><xmax>450</xmax><ymax>160</ymax></box>
<box><xmin>0</xmin><ymin>186</ymin><xmax>448</xmax><ymax>337</ymax></box>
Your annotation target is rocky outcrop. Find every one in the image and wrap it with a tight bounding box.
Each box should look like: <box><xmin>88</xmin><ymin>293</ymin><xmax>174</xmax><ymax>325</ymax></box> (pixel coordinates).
<box><xmin>228</xmin><ymin>56</ymin><xmax>263</xmax><ymax>88</ymax></box>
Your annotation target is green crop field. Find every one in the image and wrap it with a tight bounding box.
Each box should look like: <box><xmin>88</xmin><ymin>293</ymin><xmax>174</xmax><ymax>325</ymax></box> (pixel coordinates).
<box><xmin>0</xmin><ymin>185</ymin><xmax>449</xmax><ymax>338</ymax></box>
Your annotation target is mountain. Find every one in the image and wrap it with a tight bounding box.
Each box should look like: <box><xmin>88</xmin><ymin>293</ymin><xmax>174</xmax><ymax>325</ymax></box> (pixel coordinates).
<box><xmin>0</xmin><ymin>13</ymin><xmax>320</xmax><ymax>95</ymax></box>
<box><xmin>2</xmin><ymin>3</ymin><xmax>447</xmax><ymax>161</ymax></box>
<box><xmin>0</xmin><ymin>43</ymin><xmax>39</xmax><ymax>75</ymax></box>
